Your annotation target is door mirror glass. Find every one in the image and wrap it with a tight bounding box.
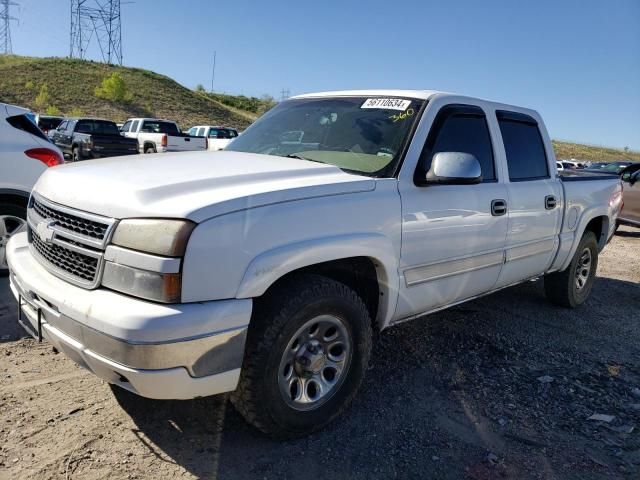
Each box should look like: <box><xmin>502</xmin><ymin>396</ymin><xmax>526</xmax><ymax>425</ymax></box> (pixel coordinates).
<box><xmin>426</xmin><ymin>152</ymin><xmax>482</xmax><ymax>185</ymax></box>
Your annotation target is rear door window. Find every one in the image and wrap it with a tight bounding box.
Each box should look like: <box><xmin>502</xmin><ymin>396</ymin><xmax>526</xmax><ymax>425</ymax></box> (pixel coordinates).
<box><xmin>497</xmin><ymin>111</ymin><xmax>549</xmax><ymax>181</ymax></box>
<box><xmin>6</xmin><ymin>114</ymin><xmax>48</xmax><ymax>141</ymax></box>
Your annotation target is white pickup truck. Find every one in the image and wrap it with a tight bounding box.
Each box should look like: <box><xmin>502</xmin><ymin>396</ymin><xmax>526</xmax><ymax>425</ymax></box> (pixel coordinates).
<box><xmin>7</xmin><ymin>90</ymin><xmax>622</xmax><ymax>439</ymax></box>
<box><xmin>120</xmin><ymin>118</ymin><xmax>206</xmax><ymax>154</ymax></box>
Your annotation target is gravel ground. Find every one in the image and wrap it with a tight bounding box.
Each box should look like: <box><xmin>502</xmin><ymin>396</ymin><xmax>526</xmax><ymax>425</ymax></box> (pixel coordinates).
<box><xmin>0</xmin><ymin>226</ymin><xmax>639</xmax><ymax>480</ymax></box>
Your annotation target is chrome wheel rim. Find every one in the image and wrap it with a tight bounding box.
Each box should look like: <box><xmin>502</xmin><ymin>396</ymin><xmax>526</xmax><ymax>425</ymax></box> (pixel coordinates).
<box><xmin>0</xmin><ymin>215</ymin><xmax>27</xmax><ymax>270</ymax></box>
<box><xmin>278</xmin><ymin>315</ymin><xmax>352</xmax><ymax>411</ymax></box>
<box><xmin>575</xmin><ymin>247</ymin><xmax>592</xmax><ymax>291</ymax></box>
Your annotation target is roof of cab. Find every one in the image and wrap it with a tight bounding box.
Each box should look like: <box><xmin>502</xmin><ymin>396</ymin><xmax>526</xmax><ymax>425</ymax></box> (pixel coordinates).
<box><xmin>290</xmin><ymin>89</ymin><xmax>542</xmax><ymax>121</ymax></box>
<box><xmin>291</xmin><ymin>89</ymin><xmax>448</xmax><ymax>100</ymax></box>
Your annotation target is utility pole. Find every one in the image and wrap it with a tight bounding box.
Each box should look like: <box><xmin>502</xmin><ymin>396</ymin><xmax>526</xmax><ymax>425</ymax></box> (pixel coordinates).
<box><xmin>0</xmin><ymin>0</ymin><xmax>17</xmax><ymax>55</ymax></box>
<box><xmin>70</xmin><ymin>0</ymin><xmax>124</xmax><ymax>65</ymax></box>
<box><xmin>280</xmin><ymin>88</ymin><xmax>290</xmax><ymax>101</ymax></box>
<box><xmin>210</xmin><ymin>51</ymin><xmax>216</xmax><ymax>93</ymax></box>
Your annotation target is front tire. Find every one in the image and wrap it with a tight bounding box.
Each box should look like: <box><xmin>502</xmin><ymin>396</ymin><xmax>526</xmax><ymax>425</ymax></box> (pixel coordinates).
<box><xmin>0</xmin><ymin>203</ymin><xmax>28</xmax><ymax>276</ymax></box>
<box><xmin>544</xmin><ymin>230</ymin><xmax>598</xmax><ymax>308</ymax></box>
<box><xmin>231</xmin><ymin>274</ymin><xmax>373</xmax><ymax>439</ymax></box>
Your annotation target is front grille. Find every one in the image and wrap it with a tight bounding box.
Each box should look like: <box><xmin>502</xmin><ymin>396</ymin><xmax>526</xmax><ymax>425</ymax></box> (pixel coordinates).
<box><xmin>33</xmin><ymin>198</ymin><xmax>109</xmax><ymax>240</ymax></box>
<box><xmin>27</xmin><ymin>194</ymin><xmax>116</xmax><ymax>288</ymax></box>
<box><xmin>31</xmin><ymin>233</ymin><xmax>98</xmax><ymax>283</ymax></box>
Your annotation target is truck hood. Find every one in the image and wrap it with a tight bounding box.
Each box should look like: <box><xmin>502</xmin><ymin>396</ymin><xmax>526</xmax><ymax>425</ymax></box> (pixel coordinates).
<box><xmin>34</xmin><ymin>151</ymin><xmax>376</xmax><ymax>222</ymax></box>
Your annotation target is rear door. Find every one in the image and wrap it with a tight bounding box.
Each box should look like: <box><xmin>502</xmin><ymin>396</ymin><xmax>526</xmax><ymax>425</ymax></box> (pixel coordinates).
<box><xmin>493</xmin><ymin>110</ymin><xmax>563</xmax><ymax>288</ymax></box>
<box><xmin>395</xmin><ymin>100</ymin><xmax>509</xmax><ymax>319</ymax></box>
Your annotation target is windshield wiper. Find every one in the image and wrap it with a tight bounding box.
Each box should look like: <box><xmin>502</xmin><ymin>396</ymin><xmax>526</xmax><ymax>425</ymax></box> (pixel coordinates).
<box><xmin>282</xmin><ymin>153</ymin><xmax>326</xmax><ymax>164</ymax></box>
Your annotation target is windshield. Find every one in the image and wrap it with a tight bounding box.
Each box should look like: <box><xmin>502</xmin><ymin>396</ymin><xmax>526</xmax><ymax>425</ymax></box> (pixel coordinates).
<box><xmin>226</xmin><ymin>96</ymin><xmax>424</xmax><ymax>176</ymax></box>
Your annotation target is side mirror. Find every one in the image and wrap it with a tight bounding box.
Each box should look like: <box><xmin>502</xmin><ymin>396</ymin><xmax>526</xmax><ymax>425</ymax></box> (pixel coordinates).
<box><xmin>426</xmin><ymin>152</ymin><xmax>482</xmax><ymax>185</ymax></box>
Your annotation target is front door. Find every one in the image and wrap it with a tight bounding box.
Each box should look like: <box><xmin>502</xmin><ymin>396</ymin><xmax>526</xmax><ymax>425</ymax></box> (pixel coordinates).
<box><xmin>621</xmin><ymin>170</ymin><xmax>640</xmax><ymax>224</ymax></box>
<box><xmin>395</xmin><ymin>102</ymin><xmax>509</xmax><ymax>320</ymax></box>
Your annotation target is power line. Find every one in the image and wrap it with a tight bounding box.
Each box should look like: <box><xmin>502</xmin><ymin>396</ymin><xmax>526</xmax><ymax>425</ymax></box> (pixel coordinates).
<box><xmin>70</xmin><ymin>0</ymin><xmax>125</xmax><ymax>65</ymax></box>
<box><xmin>0</xmin><ymin>0</ymin><xmax>17</xmax><ymax>55</ymax></box>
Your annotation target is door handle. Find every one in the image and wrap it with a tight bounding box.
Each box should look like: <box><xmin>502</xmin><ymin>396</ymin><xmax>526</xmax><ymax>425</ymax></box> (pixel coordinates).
<box><xmin>545</xmin><ymin>195</ymin><xmax>557</xmax><ymax>210</ymax></box>
<box><xmin>491</xmin><ymin>199</ymin><xmax>507</xmax><ymax>216</ymax></box>
<box><xmin>184</xmin><ymin>137</ymin><xmax>190</xmax><ymax>142</ymax></box>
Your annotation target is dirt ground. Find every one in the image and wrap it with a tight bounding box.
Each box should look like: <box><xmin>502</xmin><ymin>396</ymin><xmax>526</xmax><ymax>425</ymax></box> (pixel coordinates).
<box><xmin>1</xmin><ymin>226</ymin><xmax>639</xmax><ymax>480</ymax></box>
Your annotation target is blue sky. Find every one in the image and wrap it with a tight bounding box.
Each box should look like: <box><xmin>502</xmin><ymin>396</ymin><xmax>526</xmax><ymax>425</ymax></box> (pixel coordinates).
<box><xmin>9</xmin><ymin>0</ymin><xmax>640</xmax><ymax>149</ymax></box>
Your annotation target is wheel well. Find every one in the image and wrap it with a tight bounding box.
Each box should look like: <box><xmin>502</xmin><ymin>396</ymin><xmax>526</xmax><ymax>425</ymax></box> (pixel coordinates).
<box><xmin>584</xmin><ymin>215</ymin><xmax>607</xmax><ymax>249</ymax></box>
<box><xmin>0</xmin><ymin>193</ymin><xmax>28</xmax><ymax>209</ymax></box>
<box><xmin>263</xmin><ymin>257</ymin><xmax>381</xmax><ymax>327</ymax></box>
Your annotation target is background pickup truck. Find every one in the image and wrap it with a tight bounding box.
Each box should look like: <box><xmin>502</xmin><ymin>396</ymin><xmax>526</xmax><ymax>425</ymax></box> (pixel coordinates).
<box><xmin>120</xmin><ymin>118</ymin><xmax>207</xmax><ymax>154</ymax></box>
<box><xmin>187</xmin><ymin>125</ymin><xmax>239</xmax><ymax>151</ymax></box>
<box><xmin>50</xmin><ymin>118</ymin><xmax>139</xmax><ymax>162</ymax></box>
<box><xmin>7</xmin><ymin>90</ymin><xmax>622</xmax><ymax>440</ymax></box>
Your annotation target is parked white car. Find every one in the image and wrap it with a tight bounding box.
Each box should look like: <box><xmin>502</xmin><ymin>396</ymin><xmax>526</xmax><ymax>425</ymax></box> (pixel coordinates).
<box><xmin>187</xmin><ymin>126</ymin><xmax>239</xmax><ymax>151</ymax></box>
<box><xmin>6</xmin><ymin>90</ymin><xmax>622</xmax><ymax>438</ymax></box>
<box><xmin>120</xmin><ymin>118</ymin><xmax>207</xmax><ymax>154</ymax></box>
<box><xmin>0</xmin><ymin>103</ymin><xmax>63</xmax><ymax>275</ymax></box>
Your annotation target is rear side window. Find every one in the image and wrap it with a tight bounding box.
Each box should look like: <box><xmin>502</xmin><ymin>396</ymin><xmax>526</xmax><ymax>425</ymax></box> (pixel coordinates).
<box><xmin>417</xmin><ymin>104</ymin><xmax>496</xmax><ymax>183</ymax></box>
<box><xmin>141</xmin><ymin>121</ymin><xmax>179</xmax><ymax>135</ymax></box>
<box><xmin>6</xmin><ymin>114</ymin><xmax>48</xmax><ymax>141</ymax></box>
<box><xmin>497</xmin><ymin>111</ymin><xmax>549</xmax><ymax>181</ymax></box>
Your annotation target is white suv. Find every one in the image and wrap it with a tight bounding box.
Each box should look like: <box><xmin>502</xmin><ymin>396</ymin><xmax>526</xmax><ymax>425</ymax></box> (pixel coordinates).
<box><xmin>0</xmin><ymin>103</ymin><xmax>63</xmax><ymax>274</ymax></box>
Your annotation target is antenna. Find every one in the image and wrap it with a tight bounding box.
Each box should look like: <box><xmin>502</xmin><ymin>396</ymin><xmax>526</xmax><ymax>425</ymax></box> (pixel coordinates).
<box><xmin>70</xmin><ymin>0</ymin><xmax>125</xmax><ymax>65</ymax></box>
<box><xmin>0</xmin><ymin>0</ymin><xmax>17</xmax><ymax>55</ymax></box>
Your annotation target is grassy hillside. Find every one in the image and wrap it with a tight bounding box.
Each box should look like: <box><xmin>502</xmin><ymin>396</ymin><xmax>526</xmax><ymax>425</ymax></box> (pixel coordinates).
<box><xmin>0</xmin><ymin>55</ymin><xmax>638</xmax><ymax>162</ymax></box>
<box><xmin>0</xmin><ymin>55</ymin><xmax>255</xmax><ymax>130</ymax></box>
<box><xmin>552</xmin><ymin>140</ymin><xmax>640</xmax><ymax>163</ymax></box>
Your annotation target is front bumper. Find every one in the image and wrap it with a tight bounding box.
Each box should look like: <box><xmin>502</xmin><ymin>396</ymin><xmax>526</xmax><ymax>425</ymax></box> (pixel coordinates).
<box><xmin>7</xmin><ymin>232</ymin><xmax>252</xmax><ymax>400</ymax></box>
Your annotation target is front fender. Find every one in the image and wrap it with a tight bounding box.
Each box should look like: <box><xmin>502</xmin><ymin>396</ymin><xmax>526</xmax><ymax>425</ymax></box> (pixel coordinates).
<box><xmin>236</xmin><ymin>233</ymin><xmax>400</xmax><ymax>329</ymax></box>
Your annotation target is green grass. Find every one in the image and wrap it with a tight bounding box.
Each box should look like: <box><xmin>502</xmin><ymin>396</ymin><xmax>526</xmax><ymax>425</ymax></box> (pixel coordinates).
<box><xmin>0</xmin><ymin>55</ymin><xmax>254</xmax><ymax>130</ymax></box>
<box><xmin>0</xmin><ymin>55</ymin><xmax>638</xmax><ymax>162</ymax></box>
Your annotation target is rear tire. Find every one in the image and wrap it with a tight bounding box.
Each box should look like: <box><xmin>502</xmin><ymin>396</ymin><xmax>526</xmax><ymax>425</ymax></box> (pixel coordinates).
<box><xmin>72</xmin><ymin>147</ymin><xmax>81</xmax><ymax>162</ymax></box>
<box><xmin>0</xmin><ymin>203</ymin><xmax>28</xmax><ymax>276</ymax></box>
<box><xmin>144</xmin><ymin>145</ymin><xmax>156</xmax><ymax>154</ymax></box>
<box><xmin>544</xmin><ymin>231</ymin><xmax>598</xmax><ymax>308</ymax></box>
<box><xmin>231</xmin><ymin>274</ymin><xmax>372</xmax><ymax>439</ymax></box>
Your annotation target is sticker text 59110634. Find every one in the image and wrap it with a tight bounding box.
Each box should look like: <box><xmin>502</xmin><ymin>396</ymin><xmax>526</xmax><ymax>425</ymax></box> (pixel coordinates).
<box><xmin>361</xmin><ymin>98</ymin><xmax>412</xmax><ymax>111</ymax></box>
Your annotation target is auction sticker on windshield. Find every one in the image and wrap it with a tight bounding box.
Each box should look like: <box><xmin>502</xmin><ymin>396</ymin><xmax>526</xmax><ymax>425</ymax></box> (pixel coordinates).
<box><xmin>361</xmin><ymin>98</ymin><xmax>412</xmax><ymax>111</ymax></box>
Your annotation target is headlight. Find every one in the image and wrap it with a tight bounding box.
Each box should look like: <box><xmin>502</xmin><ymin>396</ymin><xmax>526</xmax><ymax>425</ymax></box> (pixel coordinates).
<box><xmin>103</xmin><ymin>219</ymin><xmax>196</xmax><ymax>303</ymax></box>
<box><xmin>111</xmin><ymin>219</ymin><xmax>195</xmax><ymax>256</ymax></box>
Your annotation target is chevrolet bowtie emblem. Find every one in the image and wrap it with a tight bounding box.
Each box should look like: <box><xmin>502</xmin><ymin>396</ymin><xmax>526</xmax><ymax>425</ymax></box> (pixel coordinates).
<box><xmin>36</xmin><ymin>220</ymin><xmax>56</xmax><ymax>243</ymax></box>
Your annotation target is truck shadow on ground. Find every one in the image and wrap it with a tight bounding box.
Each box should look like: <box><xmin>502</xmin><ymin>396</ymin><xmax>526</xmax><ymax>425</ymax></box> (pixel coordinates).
<box><xmin>110</xmin><ymin>276</ymin><xmax>640</xmax><ymax>480</ymax></box>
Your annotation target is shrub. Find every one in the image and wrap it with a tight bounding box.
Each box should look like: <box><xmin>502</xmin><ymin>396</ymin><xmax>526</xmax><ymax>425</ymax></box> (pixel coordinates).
<box><xmin>45</xmin><ymin>105</ymin><xmax>61</xmax><ymax>115</ymax></box>
<box><xmin>25</xmin><ymin>80</ymin><xmax>34</xmax><ymax>90</ymax></box>
<box><xmin>68</xmin><ymin>107</ymin><xmax>84</xmax><ymax>117</ymax></box>
<box><xmin>94</xmin><ymin>72</ymin><xmax>133</xmax><ymax>103</ymax></box>
<box><xmin>34</xmin><ymin>83</ymin><xmax>49</xmax><ymax>110</ymax></box>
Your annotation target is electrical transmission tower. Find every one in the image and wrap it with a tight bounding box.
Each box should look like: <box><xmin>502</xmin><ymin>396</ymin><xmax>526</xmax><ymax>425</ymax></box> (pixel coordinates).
<box><xmin>0</xmin><ymin>0</ymin><xmax>18</xmax><ymax>55</ymax></box>
<box><xmin>280</xmin><ymin>88</ymin><xmax>290</xmax><ymax>101</ymax></box>
<box><xmin>70</xmin><ymin>0</ymin><xmax>123</xmax><ymax>65</ymax></box>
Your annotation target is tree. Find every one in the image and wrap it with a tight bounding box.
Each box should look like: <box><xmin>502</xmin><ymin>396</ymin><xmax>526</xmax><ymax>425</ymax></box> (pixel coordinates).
<box><xmin>34</xmin><ymin>83</ymin><xmax>49</xmax><ymax>110</ymax></box>
<box><xmin>195</xmin><ymin>84</ymin><xmax>206</xmax><ymax>92</ymax></box>
<box><xmin>94</xmin><ymin>72</ymin><xmax>133</xmax><ymax>103</ymax></box>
